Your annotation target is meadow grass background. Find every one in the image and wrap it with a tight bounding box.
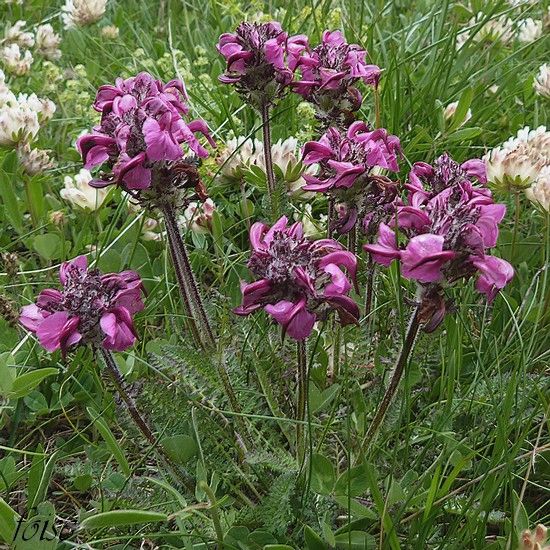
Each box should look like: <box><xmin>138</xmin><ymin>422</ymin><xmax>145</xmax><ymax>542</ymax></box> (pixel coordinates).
<box><xmin>0</xmin><ymin>0</ymin><xmax>549</xmax><ymax>548</ymax></box>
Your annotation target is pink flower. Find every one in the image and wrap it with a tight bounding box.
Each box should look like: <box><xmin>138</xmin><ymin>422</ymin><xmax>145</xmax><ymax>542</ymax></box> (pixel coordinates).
<box><xmin>20</xmin><ymin>256</ymin><xmax>145</xmax><ymax>355</ymax></box>
<box><xmin>291</xmin><ymin>30</ymin><xmax>380</xmax><ymax>116</ymax></box>
<box><xmin>302</xmin><ymin>122</ymin><xmax>401</xmax><ymax>234</ymax></box>
<box><xmin>77</xmin><ymin>72</ymin><xmax>215</xmax><ymax>192</ymax></box>
<box><xmin>234</xmin><ymin>216</ymin><xmax>359</xmax><ymax>340</ymax></box>
<box><xmin>365</xmin><ymin>153</ymin><xmax>513</xmax><ymax>330</ymax></box>
<box><xmin>217</xmin><ymin>22</ymin><xmax>302</xmax><ymax>102</ymax></box>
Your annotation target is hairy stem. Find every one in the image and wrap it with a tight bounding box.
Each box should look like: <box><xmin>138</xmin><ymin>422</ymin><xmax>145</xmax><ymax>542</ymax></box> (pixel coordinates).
<box><xmin>327</xmin><ymin>197</ymin><xmax>335</xmax><ymax>239</ymax></box>
<box><xmin>162</xmin><ymin>204</ymin><xmax>215</xmax><ymax>348</ymax></box>
<box><xmin>359</xmin><ymin>304</ymin><xmax>422</xmax><ymax>457</ymax></box>
<box><xmin>99</xmin><ymin>348</ymin><xmax>194</xmax><ymax>488</ymax></box>
<box><xmin>364</xmin><ymin>256</ymin><xmax>375</xmax><ymax>328</ymax></box>
<box><xmin>260</xmin><ymin>101</ymin><xmax>276</xmax><ymax>201</ymax></box>
<box><xmin>296</xmin><ymin>339</ymin><xmax>308</xmax><ymax>463</ymax></box>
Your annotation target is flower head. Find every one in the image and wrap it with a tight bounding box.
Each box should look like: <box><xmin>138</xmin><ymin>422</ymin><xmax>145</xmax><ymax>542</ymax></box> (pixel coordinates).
<box><xmin>35</xmin><ymin>24</ymin><xmax>62</xmax><ymax>61</ymax></box>
<box><xmin>0</xmin><ymin>43</ymin><xmax>33</xmax><ymax>76</ymax></box>
<box><xmin>365</xmin><ymin>153</ymin><xmax>512</xmax><ymax>329</ymax></box>
<box><xmin>485</xmin><ymin>125</ymin><xmax>550</xmax><ymax>191</ymax></box>
<box><xmin>77</xmin><ymin>72</ymin><xmax>215</xmax><ymax>205</ymax></box>
<box><xmin>61</xmin><ymin>168</ymin><xmax>109</xmax><ymax>210</ymax></box>
<box><xmin>525</xmin><ymin>165</ymin><xmax>550</xmax><ymax>211</ymax></box>
<box><xmin>302</xmin><ymin>121</ymin><xmax>400</xmax><ymax>234</ymax></box>
<box><xmin>4</xmin><ymin>21</ymin><xmax>35</xmax><ymax>48</ymax></box>
<box><xmin>62</xmin><ymin>0</ymin><xmax>108</xmax><ymax>28</ymax></box>
<box><xmin>291</xmin><ymin>30</ymin><xmax>380</xmax><ymax>125</ymax></box>
<box><xmin>181</xmin><ymin>198</ymin><xmax>216</xmax><ymax>234</ymax></box>
<box><xmin>17</xmin><ymin>144</ymin><xmax>55</xmax><ymax>175</ymax></box>
<box><xmin>234</xmin><ymin>216</ymin><xmax>359</xmax><ymax>340</ymax></box>
<box><xmin>534</xmin><ymin>64</ymin><xmax>550</xmax><ymax>99</ymax></box>
<box><xmin>517</xmin><ymin>18</ymin><xmax>543</xmax><ymax>44</ymax></box>
<box><xmin>217</xmin><ymin>21</ymin><xmax>305</xmax><ymax>105</ymax></box>
<box><xmin>20</xmin><ymin>256</ymin><xmax>145</xmax><ymax>355</ymax></box>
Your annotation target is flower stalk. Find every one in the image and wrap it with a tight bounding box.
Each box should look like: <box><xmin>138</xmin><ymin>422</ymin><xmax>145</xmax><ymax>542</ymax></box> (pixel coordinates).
<box><xmin>162</xmin><ymin>203</ymin><xmax>215</xmax><ymax>349</ymax></box>
<box><xmin>296</xmin><ymin>339</ymin><xmax>308</xmax><ymax>463</ymax></box>
<box><xmin>359</xmin><ymin>303</ymin><xmax>422</xmax><ymax>456</ymax></box>
<box><xmin>260</xmin><ymin>101</ymin><xmax>276</xmax><ymax>201</ymax></box>
<box><xmin>99</xmin><ymin>348</ymin><xmax>194</xmax><ymax>489</ymax></box>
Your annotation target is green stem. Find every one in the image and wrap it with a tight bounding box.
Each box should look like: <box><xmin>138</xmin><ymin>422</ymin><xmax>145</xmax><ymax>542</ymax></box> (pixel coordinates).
<box><xmin>511</xmin><ymin>192</ymin><xmax>521</xmax><ymax>260</ymax></box>
<box><xmin>374</xmin><ymin>87</ymin><xmax>381</xmax><ymax>128</ymax></box>
<box><xmin>296</xmin><ymin>339</ymin><xmax>308</xmax><ymax>464</ymax></box>
<box><xmin>199</xmin><ymin>481</ymin><xmax>224</xmax><ymax>549</ymax></box>
<box><xmin>359</xmin><ymin>304</ymin><xmax>422</xmax><ymax>457</ymax></box>
<box><xmin>260</xmin><ymin>101</ymin><xmax>276</xmax><ymax>214</ymax></box>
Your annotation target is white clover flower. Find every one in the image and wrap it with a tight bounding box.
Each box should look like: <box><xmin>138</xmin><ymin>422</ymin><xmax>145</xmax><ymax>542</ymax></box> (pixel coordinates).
<box><xmin>141</xmin><ymin>217</ymin><xmax>163</xmax><ymax>241</ymax></box>
<box><xmin>60</xmin><ymin>168</ymin><xmax>109</xmax><ymax>210</ymax></box>
<box><xmin>35</xmin><ymin>24</ymin><xmax>62</xmax><ymax>61</ymax></box>
<box><xmin>16</xmin><ymin>144</ymin><xmax>55</xmax><ymax>175</ymax></box>
<box><xmin>443</xmin><ymin>101</ymin><xmax>472</xmax><ymax>127</ymax></box>
<box><xmin>100</xmin><ymin>25</ymin><xmax>119</xmax><ymax>39</ymax></box>
<box><xmin>218</xmin><ymin>135</ymin><xmax>313</xmax><ymax>195</ymax></box>
<box><xmin>525</xmin><ymin>166</ymin><xmax>550</xmax><ymax>211</ymax></box>
<box><xmin>0</xmin><ymin>69</ymin><xmax>15</xmax><ymax>104</ymax></box>
<box><xmin>485</xmin><ymin>126</ymin><xmax>550</xmax><ymax>191</ymax></box>
<box><xmin>181</xmin><ymin>199</ymin><xmax>216</xmax><ymax>234</ymax></box>
<box><xmin>62</xmin><ymin>0</ymin><xmax>108</xmax><ymax>29</ymax></box>
<box><xmin>0</xmin><ymin>43</ymin><xmax>33</xmax><ymax>76</ymax></box>
<box><xmin>4</xmin><ymin>20</ymin><xmax>34</xmax><ymax>48</ymax></box>
<box><xmin>0</xmin><ymin>96</ymin><xmax>40</xmax><ymax>145</ymax></box>
<box><xmin>517</xmin><ymin>18</ymin><xmax>543</xmax><ymax>43</ymax></box>
<box><xmin>471</xmin><ymin>13</ymin><xmax>514</xmax><ymax>43</ymax></box>
<box><xmin>534</xmin><ymin>64</ymin><xmax>550</xmax><ymax>99</ymax></box>
<box><xmin>17</xmin><ymin>93</ymin><xmax>56</xmax><ymax>124</ymax></box>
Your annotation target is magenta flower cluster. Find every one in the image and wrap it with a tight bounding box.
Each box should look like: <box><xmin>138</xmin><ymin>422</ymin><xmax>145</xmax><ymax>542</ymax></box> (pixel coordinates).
<box><xmin>290</xmin><ymin>30</ymin><xmax>380</xmax><ymax>107</ymax></box>
<box><xmin>217</xmin><ymin>22</ymin><xmax>306</xmax><ymax>94</ymax></box>
<box><xmin>217</xmin><ymin>24</ymin><xmax>379</xmax><ymax>112</ymax></box>
<box><xmin>77</xmin><ymin>72</ymin><xmax>215</xmax><ymax>191</ymax></box>
<box><xmin>20</xmin><ymin>256</ymin><xmax>144</xmax><ymax>355</ymax></box>
<box><xmin>364</xmin><ymin>153</ymin><xmax>513</xmax><ymax>308</ymax></box>
<box><xmin>234</xmin><ymin>216</ymin><xmax>359</xmax><ymax>340</ymax></box>
<box><xmin>301</xmin><ymin>121</ymin><xmax>401</xmax><ymax>234</ymax></box>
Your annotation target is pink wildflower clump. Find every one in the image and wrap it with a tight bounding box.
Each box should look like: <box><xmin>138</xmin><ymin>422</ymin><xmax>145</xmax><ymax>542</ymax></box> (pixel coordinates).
<box><xmin>77</xmin><ymin>72</ymin><xmax>215</xmax><ymax>191</ymax></box>
<box><xmin>301</xmin><ymin>121</ymin><xmax>401</xmax><ymax>234</ymax></box>
<box><xmin>234</xmin><ymin>216</ymin><xmax>360</xmax><ymax>340</ymax></box>
<box><xmin>217</xmin><ymin>21</ymin><xmax>307</xmax><ymax>103</ymax></box>
<box><xmin>364</xmin><ymin>153</ymin><xmax>513</xmax><ymax>329</ymax></box>
<box><xmin>20</xmin><ymin>256</ymin><xmax>145</xmax><ymax>355</ymax></box>
<box><xmin>291</xmin><ymin>30</ymin><xmax>381</xmax><ymax>122</ymax></box>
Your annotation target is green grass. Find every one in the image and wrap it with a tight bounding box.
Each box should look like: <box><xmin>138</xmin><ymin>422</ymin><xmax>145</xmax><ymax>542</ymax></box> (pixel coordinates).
<box><xmin>0</xmin><ymin>0</ymin><xmax>549</xmax><ymax>548</ymax></box>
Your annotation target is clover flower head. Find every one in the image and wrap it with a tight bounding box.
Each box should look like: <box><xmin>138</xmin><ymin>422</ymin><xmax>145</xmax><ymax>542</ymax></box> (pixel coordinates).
<box><xmin>20</xmin><ymin>256</ymin><xmax>145</xmax><ymax>355</ymax></box>
<box><xmin>4</xmin><ymin>20</ymin><xmax>35</xmax><ymax>48</ymax></box>
<box><xmin>17</xmin><ymin>144</ymin><xmax>55</xmax><ymax>175</ymax></box>
<box><xmin>181</xmin><ymin>198</ymin><xmax>216</xmax><ymax>234</ymax></box>
<box><xmin>534</xmin><ymin>64</ymin><xmax>550</xmax><ymax>99</ymax></box>
<box><xmin>217</xmin><ymin>21</ymin><xmax>306</xmax><ymax>105</ymax></box>
<box><xmin>517</xmin><ymin>18</ymin><xmax>542</xmax><ymax>44</ymax></box>
<box><xmin>62</xmin><ymin>0</ymin><xmax>108</xmax><ymax>28</ymax></box>
<box><xmin>291</xmin><ymin>30</ymin><xmax>380</xmax><ymax>117</ymax></box>
<box><xmin>525</xmin><ymin>165</ymin><xmax>550</xmax><ymax>212</ymax></box>
<box><xmin>35</xmin><ymin>24</ymin><xmax>62</xmax><ymax>61</ymax></box>
<box><xmin>61</xmin><ymin>168</ymin><xmax>109</xmax><ymax>210</ymax></box>
<box><xmin>234</xmin><ymin>216</ymin><xmax>359</xmax><ymax>340</ymax></box>
<box><xmin>0</xmin><ymin>43</ymin><xmax>33</xmax><ymax>76</ymax></box>
<box><xmin>365</xmin><ymin>153</ymin><xmax>513</xmax><ymax>330</ymax></box>
<box><xmin>77</xmin><ymin>72</ymin><xmax>215</xmax><ymax>201</ymax></box>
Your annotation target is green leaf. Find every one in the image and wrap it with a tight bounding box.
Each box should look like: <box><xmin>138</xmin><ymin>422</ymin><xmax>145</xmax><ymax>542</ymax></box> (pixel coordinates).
<box><xmin>304</xmin><ymin>525</ymin><xmax>328</xmax><ymax>550</ymax></box>
<box><xmin>32</xmin><ymin>233</ymin><xmax>62</xmax><ymax>261</ymax></box>
<box><xmin>334</xmin><ymin>464</ymin><xmax>370</xmax><ymax>497</ymax></box>
<box><xmin>335</xmin><ymin>531</ymin><xmax>376</xmax><ymax>549</ymax></box>
<box><xmin>0</xmin><ymin>496</ymin><xmax>18</xmax><ymax>543</ymax></box>
<box><xmin>264</xmin><ymin>546</ymin><xmax>296</xmax><ymax>550</ymax></box>
<box><xmin>0</xmin><ymin>167</ymin><xmax>23</xmax><ymax>234</ymax></box>
<box><xmin>8</xmin><ymin>368</ymin><xmax>58</xmax><ymax>399</ymax></box>
<box><xmin>446</xmin><ymin>127</ymin><xmax>482</xmax><ymax>142</ymax></box>
<box><xmin>310</xmin><ymin>453</ymin><xmax>336</xmax><ymax>495</ymax></box>
<box><xmin>80</xmin><ymin>509</ymin><xmax>167</xmax><ymax>530</ymax></box>
<box><xmin>27</xmin><ymin>444</ymin><xmax>45</xmax><ymax>508</ymax></box>
<box><xmin>160</xmin><ymin>434</ymin><xmax>198</xmax><ymax>465</ymax></box>
<box><xmin>447</xmin><ymin>87</ymin><xmax>473</xmax><ymax>132</ymax></box>
<box><xmin>86</xmin><ymin>406</ymin><xmax>131</xmax><ymax>476</ymax></box>
<box><xmin>28</xmin><ymin>451</ymin><xmax>60</xmax><ymax>510</ymax></box>
<box><xmin>0</xmin><ymin>353</ymin><xmax>16</xmax><ymax>395</ymax></box>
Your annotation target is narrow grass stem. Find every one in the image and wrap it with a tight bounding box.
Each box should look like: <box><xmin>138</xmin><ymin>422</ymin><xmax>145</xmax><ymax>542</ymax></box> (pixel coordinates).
<box><xmin>260</xmin><ymin>101</ymin><xmax>276</xmax><ymax>201</ymax></box>
<box><xmin>162</xmin><ymin>204</ymin><xmax>215</xmax><ymax>348</ymax></box>
<box><xmin>199</xmin><ymin>481</ymin><xmax>224</xmax><ymax>549</ymax></box>
<box><xmin>359</xmin><ymin>304</ymin><xmax>422</xmax><ymax>456</ymax></box>
<box><xmin>511</xmin><ymin>192</ymin><xmax>521</xmax><ymax>260</ymax></box>
<box><xmin>296</xmin><ymin>339</ymin><xmax>308</xmax><ymax>464</ymax></box>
